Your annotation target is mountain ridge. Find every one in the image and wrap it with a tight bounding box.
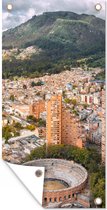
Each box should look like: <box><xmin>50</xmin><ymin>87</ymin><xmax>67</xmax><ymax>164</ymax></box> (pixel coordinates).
<box><xmin>2</xmin><ymin>11</ymin><xmax>105</xmax><ymax>78</ymax></box>
<box><xmin>3</xmin><ymin>11</ymin><xmax>105</xmax><ymax>48</ymax></box>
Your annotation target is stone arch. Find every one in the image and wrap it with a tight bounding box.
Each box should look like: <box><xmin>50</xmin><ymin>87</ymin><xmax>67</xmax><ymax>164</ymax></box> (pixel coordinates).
<box><xmin>44</xmin><ymin>197</ymin><xmax>47</xmax><ymax>202</ymax></box>
<box><xmin>64</xmin><ymin>195</ymin><xmax>67</xmax><ymax>200</ymax></box>
<box><xmin>49</xmin><ymin>198</ymin><xmax>52</xmax><ymax>202</ymax></box>
<box><xmin>72</xmin><ymin>193</ymin><xmax>75</xmax><ymax>198</ymax></box>
<box><xmin>54</xmin><ymin>197</ymin><xmax>57</xmax><ymax>202</ymax></box>
<box><xmin>59</xmin><ymin>197</ymin><xmax>62</xmax><ymax>201</ymax></box>
<box><xmin>68</xmin><ymin>194</ymin><xmax>71</xmax><ymax>199</ymax></box>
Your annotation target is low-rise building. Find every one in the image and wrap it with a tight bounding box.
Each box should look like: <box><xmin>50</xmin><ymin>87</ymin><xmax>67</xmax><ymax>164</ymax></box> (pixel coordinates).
<box><xmin>30</xmin><ymin>99</ymin><xmax>45</xmax><ymax>119</ymax></box>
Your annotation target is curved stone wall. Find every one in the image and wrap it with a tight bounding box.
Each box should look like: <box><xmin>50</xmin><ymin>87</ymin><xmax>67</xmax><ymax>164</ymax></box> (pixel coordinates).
<box><xmin>24</xmin><ymin>159</ymin><xmax>88</xmax><ymax>206</ymax></box>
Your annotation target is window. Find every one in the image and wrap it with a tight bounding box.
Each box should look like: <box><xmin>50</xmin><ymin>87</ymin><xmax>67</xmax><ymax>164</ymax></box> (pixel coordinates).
<box><xmin>44</xmin><ymin>197</ymin><xmax>47</xmax><ymax>202</ymax></box>
<box><xmin>64</xmin><ymin>195</ymin><xmax>66</xmax><ymax>200</ymax></box>
<box><xmin>89</xmin><ymin>96</ymin><xmax>92</xmax><ymax>103</ymax></box>
<box><xmin>68</xmin><ymin>195</ymin><xmax>71</xmax><ymax>199</ymax></box>
<box><xmin>59</xmin><ymin>197</ymin><xmax>62</xmax><ymax>201</ymax></box>
<box><xmin>49</xmin><ymin>198</ymin><xmax>52</xmax><ymax>202</ymax></box>
<box><xmin>85</xmin><ymin>96</ymin><xmax>87</xmax><ymax>103</ymax></box>
<box><xmin>72</xmin><ymin>193</ymin><xmax>75</xmax><ymax>198</ymax></box>
<box><xmin>54</xmin><ymin>197</ymin><xmax>57</xmax><ymax>202</ymax></box>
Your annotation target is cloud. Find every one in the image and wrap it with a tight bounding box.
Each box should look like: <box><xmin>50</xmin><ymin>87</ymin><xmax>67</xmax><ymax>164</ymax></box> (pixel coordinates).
<box><xmin>2</xmin><ymin>0</ymin><xmax>105</xmax><ymax>31</ymax></box>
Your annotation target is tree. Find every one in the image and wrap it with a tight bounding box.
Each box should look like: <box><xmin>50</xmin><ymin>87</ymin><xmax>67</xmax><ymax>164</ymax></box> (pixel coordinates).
<box><xmin>37</xmin><ymin>119</ymin><xmax>46</xmax><ymax>127</ymax></box>
<box><xmin>26</xmin><ymin>125</ymin><xmax>35</xmax><ymax>131</ymax></box>
<box><xmin>62</xmin><ymin>90</ymin><xmax>66</xmax><ymax>98</ymax></box>
<box><xmin>83</xmin><ymin>103</ymin><xmax>88</xmax><ymax>109</ymax></box>
<box><xmin>10</xmin><ymin>94</ymin><xmax>15</xmax><ymax>101</ymax></box>
<box><xmin>71</xmin><ymin>99</ymin><xmax>77</xmax><ymax>106</ymax></box>
<box><xmin>94</xmin><ymin>178</ymin><xmax>105</xmax><ymax>207</ymax></box>
<box><xmin>5</xmin><ymin>131</ymin><xmax>12</xmax><ymax>143</ymax></box>
<box><xmin>13</xmin><ymin>122</ymin><xmax>23</xmax><ymax>130</ymax></box>
<box><xmin>14</xmin><ymin>131</ymin><xmax>20</xmax><ymax>137</ymax></box>
<box><xmin>2</xmin><ymin>123</ymin><xmax>22</xmax><ymax>141</ymax></box>
<box><xmin>31</xmin><ymin>81</ymin><xmax>36</xmax><ymax>87</ymax></box>
<box><xmin>72</xmin><ymin>109</ymin><xmax>79</xmax><ymax>116</ymax></box>
<box><xmin>27</xmin><ymin>115</ymin><xmax>37</xmax><ymax>123</ymax></box>
<box><xmin>90</xmin><ymin>174</ymin><xmax>105</xmax><ymax>208</ymax></box>
<box><xmin>64</xmin><ymin>98</ymin><xmax>71</xmax><ymax>104</ymax></box>
<box><xmin>31</xmin><ymin>81</ymin><xmax>43</xmax><ymax>87</ymax></box>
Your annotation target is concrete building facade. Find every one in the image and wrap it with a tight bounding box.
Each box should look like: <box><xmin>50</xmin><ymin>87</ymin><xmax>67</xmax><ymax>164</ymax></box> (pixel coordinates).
<box><xmin>80</xmin><ymin>93</ymin><xmax>101</xmax><ymax>106</ymax></box>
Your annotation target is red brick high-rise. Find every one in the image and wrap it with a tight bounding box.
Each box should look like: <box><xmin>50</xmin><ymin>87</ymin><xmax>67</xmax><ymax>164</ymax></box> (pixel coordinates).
<box><xmin>46</xmin><ymin>95</ymin><xmax>62</xmax><ymax>145</ymax></box>
<box><xmin>46</xmin><ymin>94</ymin><xmax>85</xmax><ymax>148</ymax></box>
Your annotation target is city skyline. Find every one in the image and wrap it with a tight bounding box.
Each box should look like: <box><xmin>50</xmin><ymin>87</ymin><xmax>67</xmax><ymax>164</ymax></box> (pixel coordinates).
<box><xmin>2</xmin><ymin>68</ymin><xmax>106</xmax><ymax>207</ymax></box>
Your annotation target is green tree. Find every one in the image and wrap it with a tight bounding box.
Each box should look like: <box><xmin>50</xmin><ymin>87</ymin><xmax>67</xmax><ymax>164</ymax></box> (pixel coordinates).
<box><xmin>37</xmin><ymin>118</ymin><xmax>46</xmax><ymax>127</ymax></box>
<box><xmin>71</xmin><ymin>99</ymin><xmax>77</xmax><ymax>106</ymax></box>
<box><xmin>31</xmin><ymin>81</ymin><xmax>36</xmax><ymax>87</ymax></box>
<box><xmin>26</xmin><ymin>124</ymin><xmax>35</xmax><ymax>131</ymax></box>
<box><xmin>13</xmin><ymin>122</ymin><xmax>23</xmax><ymax>129</ymax></box>
<box><xmin>64</xmin><ymin>98</ymin><xmax>71</xmax><ymax>104</ymax></box>
<box><xmin>27</xmin><ymin>115</ymin><xmax>37</xmax><ymax>123</ymax></box>
<box><xmin>4</xmin><ymin>130</ymin><xmax>12</xmax><ymax>143</ymax></box>
<box><xmin>83</xmin><ymin>103</ymin><xmax>88</xmax><ymax>109</ymax></box>
<box><xmin>72</xmin><ymin>109</ymin><xmax>79</xmax><ymax>116</ymax></box>
<box><xmin>10</xmin><ymin>94</ymin><xmax>15</xmax><ymax>101</ymax></box>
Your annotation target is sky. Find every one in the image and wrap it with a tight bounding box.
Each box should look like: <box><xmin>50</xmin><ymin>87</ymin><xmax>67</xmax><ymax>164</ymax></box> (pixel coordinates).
<box><xmin>2</xmin><ymin>0</ymin><xmax>106</xmax><ymax>31</ymax></box>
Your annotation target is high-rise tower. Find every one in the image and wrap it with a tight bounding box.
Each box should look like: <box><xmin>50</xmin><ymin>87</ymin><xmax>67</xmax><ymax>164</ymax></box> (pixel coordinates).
<box><xmin>46</xmin><ymin>94</ymin><xmax>62</xmax><ymax>145</ymax></box>
<box><xmin>46</xmin><ymin>94</ymin><xmax>85</xmax><ymax>148</ymax></box>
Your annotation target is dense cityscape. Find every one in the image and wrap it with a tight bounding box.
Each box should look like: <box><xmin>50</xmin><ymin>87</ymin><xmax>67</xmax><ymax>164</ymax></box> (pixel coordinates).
<box><xmin>2</xmin><ymin>66</ymin><xmax>105</xmax><ymax>207</ymax></box>
<box><xmin>2</xmin><ymin>6</ymin><xmax>105</xmax><ymax>208</ymax></box>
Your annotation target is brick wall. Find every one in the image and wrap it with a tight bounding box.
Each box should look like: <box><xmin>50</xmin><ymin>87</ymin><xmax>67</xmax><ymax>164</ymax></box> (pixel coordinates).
<box><xmin>61</xmin><ymin>106</ymin><xmax>85</xmax><ymax>148</ymax></box>
<box><xmin>46</xmin><ymin>95</ymin><xmax>62</xmax><ymax>145</ymax></box>
<box><xmin>30</xmin><ymin>100</ymin><xmax>45</xmax><ymax>119</ymax></box>
<box><xmin>42</xmin><ymin>179</ymin><xmax>87</xmax><ymax>206</ymax></box>
<box><xmin>46</xmin><ymin>94</ymin><xmax>86</xmax><ymax>148</ymax></box>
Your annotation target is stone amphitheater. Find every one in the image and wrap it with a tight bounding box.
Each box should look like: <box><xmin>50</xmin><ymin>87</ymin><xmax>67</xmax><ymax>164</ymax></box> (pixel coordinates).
<box><xmin>24</xmin><ymin>159</ymin><xmax>89</xmax><ymax>207</ymax></box>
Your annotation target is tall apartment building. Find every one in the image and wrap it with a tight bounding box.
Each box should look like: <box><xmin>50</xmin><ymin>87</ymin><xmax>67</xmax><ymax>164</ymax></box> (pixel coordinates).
<box><xmin>62</xmin><ymin>105</ymin><xmax>85</xmax><ymax>148</ymax></box>
<box><xmin>102</xmin><ymin>90</ymin><xmax>106</xmax><ymax>163</ymax></box>
<box><xmin>46</xmin><ymin>95</ymin><xmax>62</xmax><ymax>145</ymax></box>
<box><xmin>46</xmin><ymin>94</ymin><xmax>85</xmax><ymax>148</ymax></box>
<box><xmin>30</xmin><ymin>100</ymin><xmax>45</xmax><ymax>119</ymax></box>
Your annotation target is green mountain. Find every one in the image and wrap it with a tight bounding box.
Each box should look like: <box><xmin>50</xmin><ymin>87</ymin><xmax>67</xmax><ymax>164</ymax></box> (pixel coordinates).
<box><xmin>2</xmin><ymin>11</ymin><xmax>105</xmax><ymax>78</ymax></box>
